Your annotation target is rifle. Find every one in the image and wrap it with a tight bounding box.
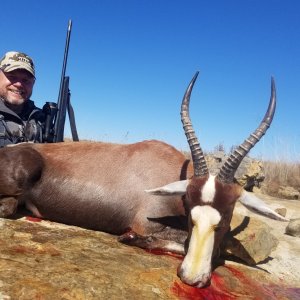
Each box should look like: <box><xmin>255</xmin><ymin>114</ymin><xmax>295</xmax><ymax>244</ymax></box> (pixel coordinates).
<box><xmin>43</xmin><ymin>19</ymin><xmax>79</xmax><ymax>143</ymax></box>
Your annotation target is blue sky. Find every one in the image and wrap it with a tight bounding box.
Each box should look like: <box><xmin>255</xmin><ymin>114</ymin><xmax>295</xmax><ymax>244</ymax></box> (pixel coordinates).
<box><xmin>1</xmin><ymin>1</ymin><xmax>299</xmax><ymax>161</ymax></box>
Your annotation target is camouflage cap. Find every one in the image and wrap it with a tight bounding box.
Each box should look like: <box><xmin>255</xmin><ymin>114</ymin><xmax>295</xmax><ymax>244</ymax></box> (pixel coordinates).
<box><xmin>0</xmin><ymin>51</ymin><xmax>35</xmax><ymax>77</ymax></box>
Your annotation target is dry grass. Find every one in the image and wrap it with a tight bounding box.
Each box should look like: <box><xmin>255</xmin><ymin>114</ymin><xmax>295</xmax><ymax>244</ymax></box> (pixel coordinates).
<box><xmin>262</xmin><ymin>160</ymin><xmax>300</xmax><ymax>197</ymax></box>
<box><xmin>210</xmin><ymin>142</ymin><xmax>300</xmax><ymax>197</ymax></box>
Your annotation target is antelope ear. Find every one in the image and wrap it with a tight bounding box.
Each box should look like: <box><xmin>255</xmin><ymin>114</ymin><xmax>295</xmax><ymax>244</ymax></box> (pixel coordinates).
<box><xmin>239</xmin><ymin>190</ymin><xmax>289</xmax><ymax>221</ymax></box>
<box><xmin>145</xmin><ymin>180</ymin><xmax>189</xmax><ymax>196</ymax></box>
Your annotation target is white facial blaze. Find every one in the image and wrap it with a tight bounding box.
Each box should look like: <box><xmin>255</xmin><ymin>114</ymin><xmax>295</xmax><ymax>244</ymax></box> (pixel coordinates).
<box><xmin>201</xmin><ymin>175</ymin><xmax>216</xmax><ymax>203</ymax></box>
<box><xmin>179</xmin><ymin>205</ymin><xmax>221</xmax><ymax>287</ymax></box>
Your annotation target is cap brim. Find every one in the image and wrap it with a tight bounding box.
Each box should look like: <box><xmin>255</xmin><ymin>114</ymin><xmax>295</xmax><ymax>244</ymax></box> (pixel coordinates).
<box><xmin>2</xmin><ymin>64</ymin><xmax>35</xmax><ymax>77</ymax></box>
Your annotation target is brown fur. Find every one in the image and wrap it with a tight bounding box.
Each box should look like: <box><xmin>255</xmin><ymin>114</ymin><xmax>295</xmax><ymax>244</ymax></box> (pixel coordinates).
<box><xmin>212</xmin><ymin>180</ymin><xmax>242</xmax><ymax>256</ymax></box>
<box><xmin>0</xmin><ymin>140</ymin><xmax>193</xmax><ymax>239</ymax></box>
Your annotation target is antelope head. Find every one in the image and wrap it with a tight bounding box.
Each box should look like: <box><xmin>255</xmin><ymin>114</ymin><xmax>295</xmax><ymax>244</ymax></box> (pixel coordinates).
<box><xmin>146</xmin><ymin>72</ymin><xmax>288</xmax><ymax>288</ymax></box>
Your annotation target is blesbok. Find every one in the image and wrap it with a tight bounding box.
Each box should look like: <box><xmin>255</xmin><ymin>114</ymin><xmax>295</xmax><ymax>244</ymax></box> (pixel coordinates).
<box><xmin>0</xmin><ymin>72</ymin><xmax>287</xmax><ymax>288</ymax></box>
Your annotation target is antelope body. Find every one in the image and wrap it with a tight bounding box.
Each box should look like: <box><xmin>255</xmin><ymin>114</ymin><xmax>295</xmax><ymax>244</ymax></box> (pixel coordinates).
<box><xmin>0</xmin><ymin>73</ymin><xmax>287</xmax><ymax>288</ymax></box>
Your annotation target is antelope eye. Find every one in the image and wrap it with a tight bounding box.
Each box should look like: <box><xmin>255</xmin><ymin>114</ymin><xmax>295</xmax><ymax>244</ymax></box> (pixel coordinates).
<box><xmin>191</xmin><ymin>218</ymin><xmax>197</xmax><ymax>226</ymax></box>
<box><xmin>213</xmin><ymin>225</ymin><xmax>221</xmax><ymax>232</ymax></box>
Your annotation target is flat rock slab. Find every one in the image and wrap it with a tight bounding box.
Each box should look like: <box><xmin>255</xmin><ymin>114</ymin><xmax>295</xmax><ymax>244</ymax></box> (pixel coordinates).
<box><xmin>0</xmin><ymin>199</ymin><xmax>300</xmax><ymax>300</ymax></box>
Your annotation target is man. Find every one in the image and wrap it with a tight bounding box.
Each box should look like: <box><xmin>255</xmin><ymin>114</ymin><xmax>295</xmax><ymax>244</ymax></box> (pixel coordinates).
<box><xmin>0</xmin><ymin>51</ymin><xmax>45</xmax><ymax>147</ymax></box>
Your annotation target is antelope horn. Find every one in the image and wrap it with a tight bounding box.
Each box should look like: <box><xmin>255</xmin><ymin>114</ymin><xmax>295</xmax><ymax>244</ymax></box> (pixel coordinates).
<box><xmin>181</xmin><ymin>72</ymin><xmax>209</xmax><ymax>177</ymax></box>
<box><xmin>217</xmin><ymin>77</ymin><xmax>276</xmax><ymax>184</ymax></box>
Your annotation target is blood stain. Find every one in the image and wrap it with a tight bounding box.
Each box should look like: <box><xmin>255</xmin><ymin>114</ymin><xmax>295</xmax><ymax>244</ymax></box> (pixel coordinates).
<box><xmin>26</xmin><ymin>216</ymin><xmax>42</xmax><ymax>222</ymax></box>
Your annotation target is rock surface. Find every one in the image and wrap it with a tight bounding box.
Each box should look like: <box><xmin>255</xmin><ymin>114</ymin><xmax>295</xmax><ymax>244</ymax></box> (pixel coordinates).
<box><xmin>206</xmin><ymin>152</ymin><xmax>264</xmax><ymax>191</ymax></box>
<box><xmin>222</xmin><ymin>214</ymin><xmax>279</xmax><ymax>265</ymax></box>
<box><xmin>285</xmin><ymin>218</ymin><xmax>300</xmax><ymax>237</ymax></box>
<box><xmin>0</xmin><ymin>195</ymin><xmax>300</xmax><ymax>300</ymax></box>
<box><xmin>278</xmin><ymin>186</ymin><xmax>300</xmax><ymax>200</ymax></box>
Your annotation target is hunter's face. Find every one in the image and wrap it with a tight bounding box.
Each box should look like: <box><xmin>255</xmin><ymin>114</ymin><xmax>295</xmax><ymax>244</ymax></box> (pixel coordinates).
<box><xmin>0</xmin><ymin>69</ymin><xmax>35</xmax><ymax>108</ymax></box>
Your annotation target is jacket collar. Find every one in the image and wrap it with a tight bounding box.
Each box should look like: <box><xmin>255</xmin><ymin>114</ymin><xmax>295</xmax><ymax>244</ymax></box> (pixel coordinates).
<box><xmin>0</xmin><ymin>98</ymin><xmax>39</xmax><ymax>121</ymax></box>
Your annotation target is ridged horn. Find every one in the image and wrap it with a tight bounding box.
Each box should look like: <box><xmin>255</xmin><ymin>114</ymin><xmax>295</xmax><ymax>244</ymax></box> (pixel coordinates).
<box><xmin>217</xmin><ymin>77</ymin><xmax>276</xmax><ymax>184</ymax></box>
<box><xmin>181</xmin><ymin>72</ymin><xmax>209</xmax><ymax>177</ymax></box>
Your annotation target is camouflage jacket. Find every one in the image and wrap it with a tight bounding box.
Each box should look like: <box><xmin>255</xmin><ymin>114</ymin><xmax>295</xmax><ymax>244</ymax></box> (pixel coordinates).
<box><xmin>0</xmin><ymin>99</ymin><xmax>46</xmax><ymax>147</ymax></box>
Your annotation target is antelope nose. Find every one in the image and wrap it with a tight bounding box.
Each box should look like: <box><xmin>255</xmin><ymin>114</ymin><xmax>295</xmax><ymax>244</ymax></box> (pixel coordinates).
<box><xmin>195</xmin><ymin>276</ymin><xmax>211</xmax><ymax>288</ymax></box>
<box><xmin>177</xmin><ymin>265</ymin><xmax>212</xmax><ymax>288</ymax></box>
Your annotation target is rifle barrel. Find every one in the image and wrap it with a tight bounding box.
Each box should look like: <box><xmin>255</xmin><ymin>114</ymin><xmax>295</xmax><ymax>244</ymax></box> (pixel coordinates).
<box><xmin>53</xmin><ymin>20</ymin><xmax>72</xmax><ymax>142</ymax></box>
<box><xmin>58</xmin><ymin>19</ymin><xmax>72</xmax><ymax>104</ymax></box>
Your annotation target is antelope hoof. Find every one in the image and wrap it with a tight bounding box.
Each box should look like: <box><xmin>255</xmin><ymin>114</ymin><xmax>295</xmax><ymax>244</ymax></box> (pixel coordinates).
<box><xmin>0</xmin><ymin>197</ymin><xmax>18</xmax><ymax>217</ymax></box>
<box><xmin>118</xmin><ymin>231</ymin><xmax>157</xmax><ymax>248</ymax></box>
<box><xmin>118</xmin><ymin>231</ymin><xmax>139</xmax><ymax>243</ymax></box>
